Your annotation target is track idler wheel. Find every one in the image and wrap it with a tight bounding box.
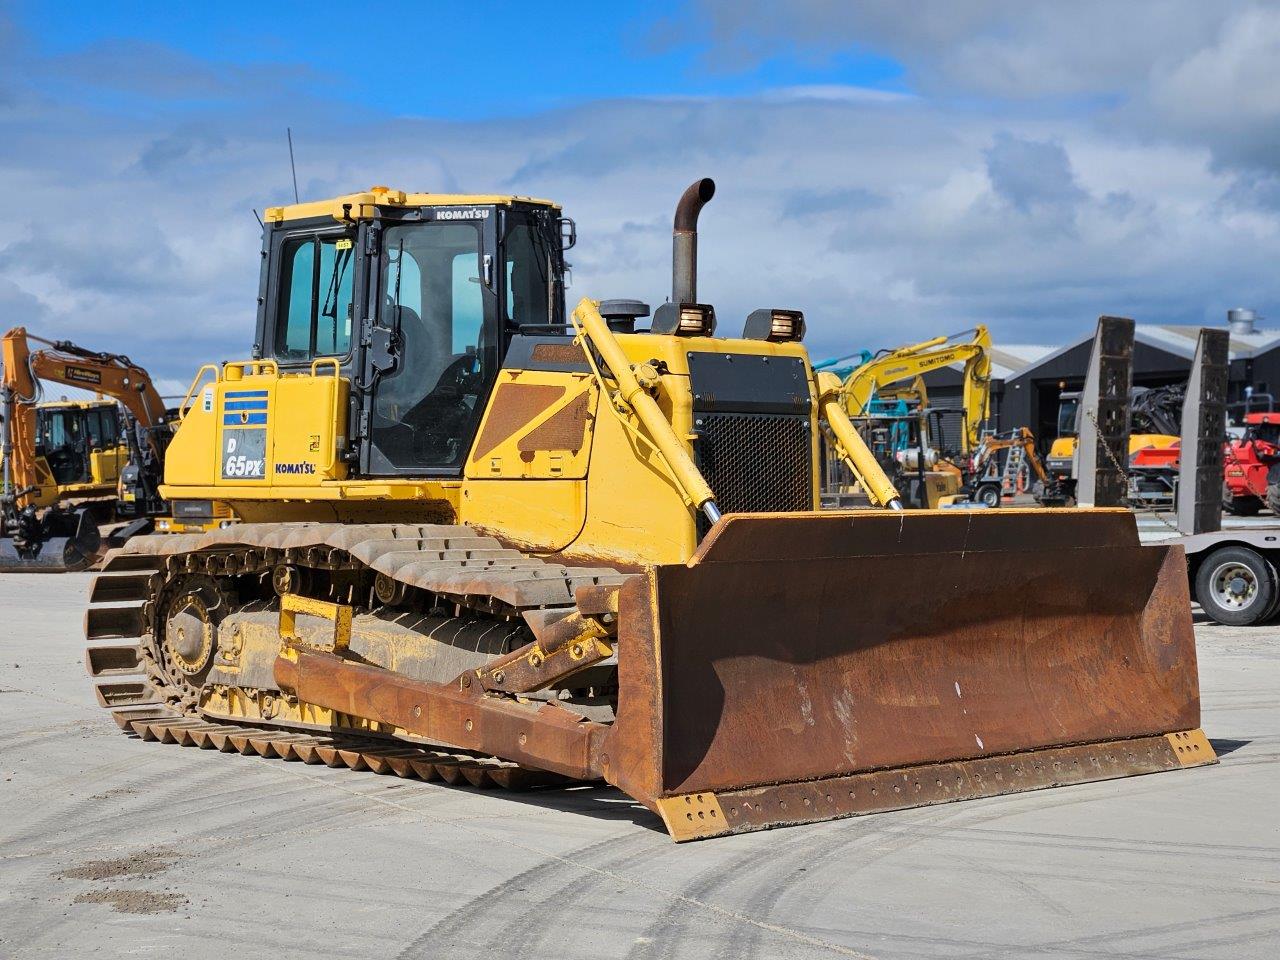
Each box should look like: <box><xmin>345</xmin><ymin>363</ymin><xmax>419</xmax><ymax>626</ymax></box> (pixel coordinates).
<box><xmin>156</xmin><ymin>575</ymin><xmax>231</xmax><ymax>705</ymax></box>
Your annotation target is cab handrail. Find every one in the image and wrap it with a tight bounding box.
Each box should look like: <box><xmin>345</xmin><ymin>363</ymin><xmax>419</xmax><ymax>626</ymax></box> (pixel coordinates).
<box><xmin>178</xmin><ymin>364</ymin><xmax>221</xmax><ymax>421</ymax></box>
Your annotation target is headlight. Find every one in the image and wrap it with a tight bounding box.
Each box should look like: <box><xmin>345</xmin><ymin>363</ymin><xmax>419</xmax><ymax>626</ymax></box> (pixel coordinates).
<box><xmin>652</xmin><ymin>301</ymin><xmax>716</xmax><ymax>337</ymax></box>
<box><xmin>743</xmin><ymin>308</ymin><xmax>805</xmax><ymax>343</ymax></box>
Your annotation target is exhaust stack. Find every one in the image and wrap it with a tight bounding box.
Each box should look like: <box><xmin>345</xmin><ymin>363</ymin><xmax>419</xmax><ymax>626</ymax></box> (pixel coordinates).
<box><xmin>672</xmin><ymin>178</ymin><xmax>715</xmax><ymax>305</ymax></box>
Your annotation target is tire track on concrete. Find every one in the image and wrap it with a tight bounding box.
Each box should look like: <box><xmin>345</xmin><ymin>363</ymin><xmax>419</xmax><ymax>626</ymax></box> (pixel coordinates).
<box><xmin>650</xmin><ymin>799</ymin><xmax>1006</xmax><ymax>958</ymax></box>
<box><xmin>252</xmin><ymin>761</ymin><xmax>883</xmax><ymax>960</ymax></box>
<box><xmin>951</xmin><ymin>904</ymin><xmax>1280</xmax><ymax>960</ymax></box>
<box><xmin>400</xmin><ymin>830</ymin><xmax>663</xmax><ymax>960</ymax></box>
<box><xmin>646</xmin><ymin>826</ymin><xmax>879</xmax><ymax>960</ymax></box>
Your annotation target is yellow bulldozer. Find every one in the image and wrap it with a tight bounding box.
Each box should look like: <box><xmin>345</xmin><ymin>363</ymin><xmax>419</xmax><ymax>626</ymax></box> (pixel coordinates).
<box><xmin>84</xmin><ymin>180</ymin><xmax>1213</xmax><ymax>841</ymax></box>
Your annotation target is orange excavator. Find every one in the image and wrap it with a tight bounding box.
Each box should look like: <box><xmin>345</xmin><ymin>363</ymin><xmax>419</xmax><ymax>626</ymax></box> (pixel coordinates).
<box><xmin>968</xmin><ymin>427</ymin><xmax>1070</xmax><ymax>507</ymax></box>
<box><xmin>1</xmin><ymin>328</ymin><xmax>170</xmax><ymax>570</ymax></box>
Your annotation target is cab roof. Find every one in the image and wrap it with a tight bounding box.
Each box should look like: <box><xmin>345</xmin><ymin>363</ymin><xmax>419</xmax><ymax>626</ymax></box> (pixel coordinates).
<box><xmin>264</xmin><ymin>187</ymin><xmax>560</xmax><ymax>224</ymax></box>
<box><xmin>37</xmin><ymin>399</ymin><xmax>115</xmax><ymax>410</ymax></box>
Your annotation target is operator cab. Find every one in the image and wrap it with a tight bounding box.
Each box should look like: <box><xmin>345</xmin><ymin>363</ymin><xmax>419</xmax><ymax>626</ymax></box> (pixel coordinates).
<box><xmin>253</xmin><ymin>189</ymin><xmax>571</xmax><ymax>478</ymax></box>
<box><xmin>1244</xmin><ymin>412</ymin><xmax>1280</xmax><ymax>448</ymax></box>
<box><xmin>35</xmin><ymin>402</ymin><xmax>121</xmax><ymax>486</ymax></box>
<box><xmin>1056</xmin><ymin>392</ymin><xmax>1081</xmax><ymax>440</ymax></box>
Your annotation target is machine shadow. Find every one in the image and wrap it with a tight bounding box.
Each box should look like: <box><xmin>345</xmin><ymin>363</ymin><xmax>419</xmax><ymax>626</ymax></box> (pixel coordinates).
<box><xmin>480</xmin><ymin>782</ymin><xmax>668</xmax><ymax>835</ymax></box>
<box><xmin>1209</xmin><ymin>738</ymin><xmax>1251</xmax><ymax>757</ymax></box>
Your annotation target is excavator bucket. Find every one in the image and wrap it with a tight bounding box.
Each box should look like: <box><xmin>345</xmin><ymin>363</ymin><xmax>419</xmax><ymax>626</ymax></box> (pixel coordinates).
<box><xmin>0</xmin><ymin>507</ymin><xmax>101</xmax><ymax>573</ymax></box>
<box><xmin>602</xmin><ymin>508</ymin><xmax>1214</xmax><ymax>840</ymax></box>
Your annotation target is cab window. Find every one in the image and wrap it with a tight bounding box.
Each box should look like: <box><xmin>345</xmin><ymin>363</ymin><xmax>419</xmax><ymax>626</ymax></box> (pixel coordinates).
<box><xmin>503</xmin><ymin>218</ymin><xmax>550</xmax><ymax>328</ymax></box>
<box><xmin>274</xmin><ymin>234</ymin><xmax>355</xmax><ymax>360</ymax></box>
<box><xmin>85</xmin><ymin>409</ymin><xmax>105</xmax><ymax>448</ymax></box>
<box><xmin>369</xmin><ymin>220</ymin><xmax>490</xmax><ymax>471</ymax></box>
<box><xmin>1057</xmin><ymin>397</ymin><xmax>1079</xmax><ymax>438</ymax></box>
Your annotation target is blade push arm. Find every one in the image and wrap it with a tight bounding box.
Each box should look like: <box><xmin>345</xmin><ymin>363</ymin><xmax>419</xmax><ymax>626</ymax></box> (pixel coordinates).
<box><xmin>817</xmin><ymin>371</ymin><xmax>904</xmax><ymax>510</ymax></box>
<box><xmin>570</xmin><ymin>299</ymin><xmax>722</xmax><ymax>524</ymax></box>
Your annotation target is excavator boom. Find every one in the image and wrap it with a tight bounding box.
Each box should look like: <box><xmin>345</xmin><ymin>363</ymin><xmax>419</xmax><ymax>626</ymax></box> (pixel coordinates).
<box><xmin>840</xmin><ymin>326</ymin><xmax>993</xmax><ymax>453</ymax></box>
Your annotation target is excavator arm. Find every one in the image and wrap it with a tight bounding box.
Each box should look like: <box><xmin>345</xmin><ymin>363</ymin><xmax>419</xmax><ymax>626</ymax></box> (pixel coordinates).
<box><xmin>2</xmin><ymin>327</ymin><xmax>165</xmax><ymax>507</ymax></box>
<box><xmin>841</xmin><ymin>326</ymin><xmax>992</xmax><ymax>453</ymax></box>
<box><xmin>974</xmin><ymin>428</ymin><xmax>1050</xmax><ymax>484</ymax></box>
<box><xmin>14</xmin><ymin>329</ymin><xmax>166</xmax><ymax>437</ymax></box>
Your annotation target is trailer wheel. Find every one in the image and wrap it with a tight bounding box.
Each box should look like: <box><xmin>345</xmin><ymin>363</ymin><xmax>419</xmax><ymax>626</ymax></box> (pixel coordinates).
<box><xmin>974</xmin><ymin>483</ymin><xmax>1002</xmax><ymax>508</ymax></box>
<box><xmin>1194</xmin><ymin>546</ymin><xmax>1278</xmax><ymax>626</ymax></box>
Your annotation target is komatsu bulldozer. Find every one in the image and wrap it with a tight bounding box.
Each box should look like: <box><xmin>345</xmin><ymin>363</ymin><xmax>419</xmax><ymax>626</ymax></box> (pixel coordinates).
<box><xmin>84</xmin><ymin>180</ymin><xmax>1213</xmax><ymax>841</ymax></box>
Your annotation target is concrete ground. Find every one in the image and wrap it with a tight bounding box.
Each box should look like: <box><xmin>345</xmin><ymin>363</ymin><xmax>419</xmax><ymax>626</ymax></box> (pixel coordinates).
<box><xmin>1</xmin><ymin>574</ymin><xmax>1278</xmax><ymax>960</ymax></box>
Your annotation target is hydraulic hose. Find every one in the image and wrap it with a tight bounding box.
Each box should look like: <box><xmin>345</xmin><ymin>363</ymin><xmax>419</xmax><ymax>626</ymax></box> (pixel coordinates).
<box><xmin>571</xmin><ymin>298</ymin><xmax>721</xmax><ymax>525</ymax></box>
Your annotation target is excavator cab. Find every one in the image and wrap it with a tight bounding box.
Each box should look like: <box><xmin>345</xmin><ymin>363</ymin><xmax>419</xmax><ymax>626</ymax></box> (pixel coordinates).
<box><xmin>34</xmin><ymin>401</ymin><xmax>125</xmax><ymax>492</ymax></box>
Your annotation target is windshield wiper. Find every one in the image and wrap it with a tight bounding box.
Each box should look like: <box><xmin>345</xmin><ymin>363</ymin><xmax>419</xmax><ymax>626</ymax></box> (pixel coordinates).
<box><xmin>320</xmin><ymin>244</ymin><xmax>353</xmax><ymax>321</ymax></box>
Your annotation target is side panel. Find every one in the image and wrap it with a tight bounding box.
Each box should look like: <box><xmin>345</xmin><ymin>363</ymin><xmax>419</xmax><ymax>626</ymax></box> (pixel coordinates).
<box><xmin>461</xmin><ymin>370</ymin><xmax>596</xmax><ymax>553</ymax></box>
<box><xmin>163</xmin><ymin>380</ymin><xmax>220</xmax><ymax>487</ymax></box>
<box><xmin>217</xmin><ymin>383</ymin><xmax>273</xmax><ymax>485</ymax></box>
<box><xmin>464</xmin><ymin>372</ymin><xmax>597</xmax><ymax>481</ymax></box>
<box><xmin>164</xmin><ymin>367</ymin><xmax>349</xmax><ymax>492</ymax></box>
<box><xmin>90</xmin><ymin>443</ymin><xmax>127</xmax><ymax>485</ymax></box>
<box><xmin>270</xmin><ymin>374</ymin><xmax>350</xmax><ymax>483</ymax></box>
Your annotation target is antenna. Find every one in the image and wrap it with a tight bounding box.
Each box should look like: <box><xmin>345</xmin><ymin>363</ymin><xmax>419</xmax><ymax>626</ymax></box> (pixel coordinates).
<box><xmin>287</xmin><ymin>127</ymin><xmax>300</xmax><ymax>204</ymax></box>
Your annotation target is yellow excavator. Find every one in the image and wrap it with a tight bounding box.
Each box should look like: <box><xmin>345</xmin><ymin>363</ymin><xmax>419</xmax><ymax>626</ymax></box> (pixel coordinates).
<box><xmin>19</xmin><ymin>399</ymin><xmax>129</xmax><ymax>504</ymax></box>
<box><xmin>2</xmin><ymin>329</ymin><xmax>171</xmax><ymax>570</ymax></box>
<box><xmin>820</xmin><ymin>327</ymin><xmax>992</xmax><ymax>507</ymax></box>
<box><xmin>84</xmin><ymin>180</ymin><xmax>1212</xmax><ymax>842</ymax></box>
<box><xmin>1045</xmin><ymin>390</ymin><xmax>1180</xmax><ymax>497</ymax></box>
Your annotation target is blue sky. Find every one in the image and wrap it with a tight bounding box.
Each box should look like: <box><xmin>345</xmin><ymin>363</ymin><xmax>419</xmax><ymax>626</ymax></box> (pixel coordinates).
<box><xmin>3</xmin><ymin>1</ymin><xmax>1279</xmax><ymax>384</ymax></box>
<box><xmin>13</xmin><ymin>0</ymin><xmax>904</xmax><ymax>118</ymax></box>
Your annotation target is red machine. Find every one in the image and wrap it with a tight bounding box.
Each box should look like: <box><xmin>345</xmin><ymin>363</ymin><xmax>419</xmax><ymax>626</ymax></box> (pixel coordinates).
<box><xmin>1222</xmin><ymin>412</ymin><xmax>1280</xmax><ymax>515</ymax></box>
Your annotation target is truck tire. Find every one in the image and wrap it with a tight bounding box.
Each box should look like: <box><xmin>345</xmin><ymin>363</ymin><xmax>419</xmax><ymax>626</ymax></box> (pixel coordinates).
<box><xmin>974</xmin><ymin>483</ymin><xmax>1002</xmax><ymax>508</ymax></box>
<box><xmin>1194</xmin><ymin>546</ymin><xmax>1278</xmax><ymax>626</ymax></box>
<box><xmin>1223</xmin><ymin>481</ymin><xmax>1262</xmax><ymax>516</ymax></box>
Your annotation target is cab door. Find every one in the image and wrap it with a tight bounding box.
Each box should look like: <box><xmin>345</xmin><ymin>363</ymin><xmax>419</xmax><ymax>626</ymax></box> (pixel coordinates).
<box><xmin>359</xmin><ymin>209</ymin><xmax>501</xmax><ymax>477</ymax></box>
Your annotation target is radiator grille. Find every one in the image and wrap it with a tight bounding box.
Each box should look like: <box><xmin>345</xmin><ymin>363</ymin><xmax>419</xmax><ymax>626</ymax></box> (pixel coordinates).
<box><xmin>695</xmin><ymin>413</ymin><xmax>812</xmax><ymax>531</ymax></box>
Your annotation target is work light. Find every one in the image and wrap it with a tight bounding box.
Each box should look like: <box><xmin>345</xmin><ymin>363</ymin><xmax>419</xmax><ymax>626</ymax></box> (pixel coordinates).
<box><xmin>652</xmin><ymin>302</ymin><xmax>717</xmax><ymax>337</ymax></box>
<box><xmin>743</xmin><ymin>308</ymin><xmax>805</xmax><ymax>343</ymax></box>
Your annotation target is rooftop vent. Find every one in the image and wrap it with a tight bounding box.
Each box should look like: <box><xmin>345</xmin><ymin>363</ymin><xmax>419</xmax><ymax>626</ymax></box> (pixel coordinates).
<box><xmin>1228</xmin><ymin>308</ymin><xmax>1261</xmax><ymax>335</ymax></box>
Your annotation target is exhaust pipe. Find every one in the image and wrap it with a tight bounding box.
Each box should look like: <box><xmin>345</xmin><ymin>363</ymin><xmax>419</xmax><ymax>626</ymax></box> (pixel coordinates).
<box><xmin>673</xmin><ymin>178</ymin><xmax>715</xmax><ymax>305</ymax></box>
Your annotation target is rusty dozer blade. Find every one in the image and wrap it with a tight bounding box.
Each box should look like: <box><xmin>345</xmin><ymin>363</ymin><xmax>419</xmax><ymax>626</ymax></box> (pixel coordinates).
<box><xmin>601</xmin><ymin>508</ymin><xmax>1215</xmax><ymax>841</ymax></box>
<box><xmin>275</xmin><ymin>508</ymin><xmax>1213</xmax><ymax>842</ymax></box>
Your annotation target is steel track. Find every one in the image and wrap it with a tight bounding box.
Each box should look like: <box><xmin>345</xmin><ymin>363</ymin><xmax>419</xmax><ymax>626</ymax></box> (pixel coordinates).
<box><xmin>84</xmin><ymin>521</ymin><xmax>630</xmax><ymax>793</ymax></box>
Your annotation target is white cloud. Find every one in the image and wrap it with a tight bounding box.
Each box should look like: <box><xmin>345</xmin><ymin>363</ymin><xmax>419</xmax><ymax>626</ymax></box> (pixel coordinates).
<box><xmin>1</xmin><ymin>5</ymin><xmax>1278</xmax><ymax>385</ymax></box>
